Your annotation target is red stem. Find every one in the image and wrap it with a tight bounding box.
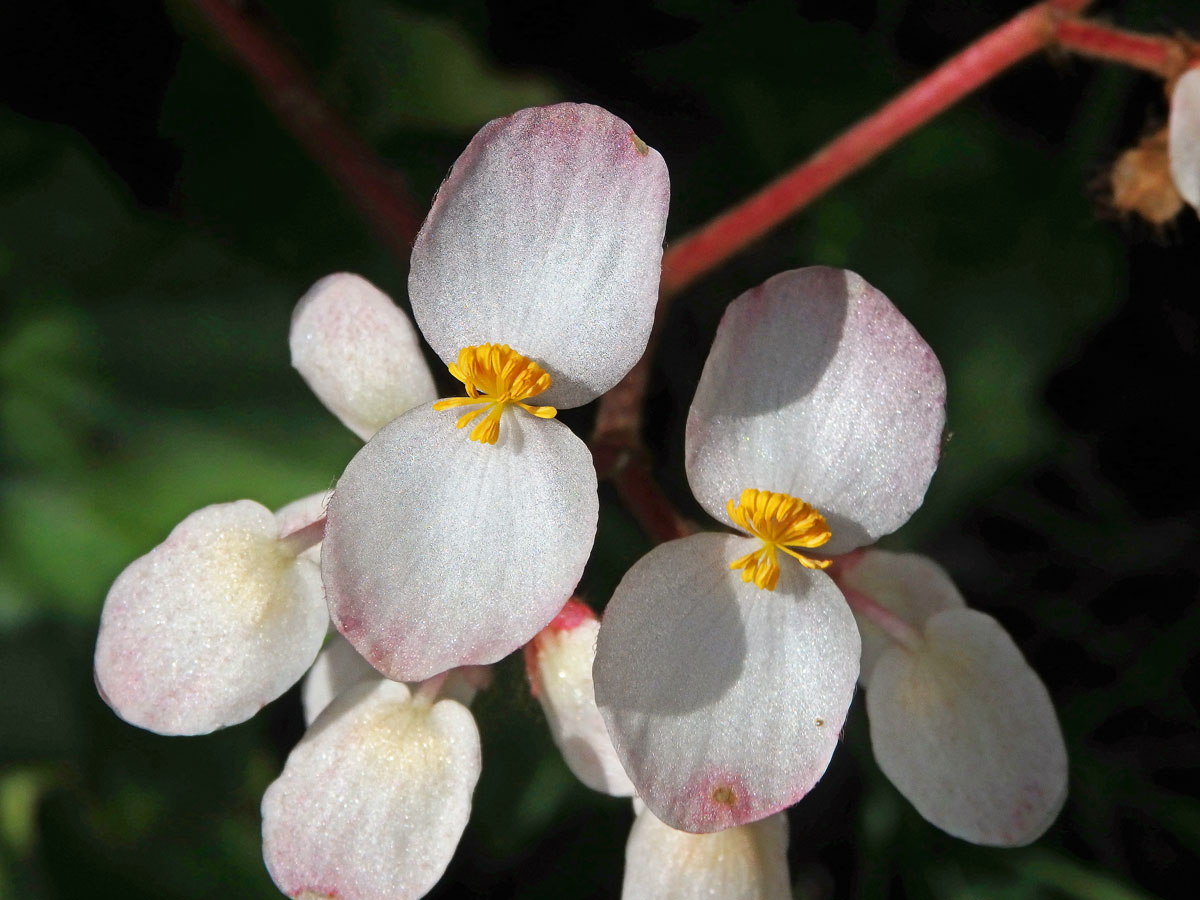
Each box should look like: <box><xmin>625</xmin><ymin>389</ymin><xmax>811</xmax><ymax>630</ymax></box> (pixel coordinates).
<box><xmin>186</xmin><ymin>0</ymin><xmax>423</xmax><ymax>258</ymax></box>
<box><xmin>1053</xmin><ymin>18</ymin><xmax>1193</xmax><ymax>78</ymax></box>
<box><xmin>658</xmin><ymin>0</ymin><xmax>1092</xmax><ymax>297</ymax></box>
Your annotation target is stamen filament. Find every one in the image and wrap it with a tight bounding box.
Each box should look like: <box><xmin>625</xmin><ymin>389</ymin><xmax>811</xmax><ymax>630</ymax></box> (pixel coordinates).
<box><xmin>432</xmin><ymin>343</ymin><xmax>558</xmax><ymax>445</ymax></box>
<box><xmin>727</xmin><ymin>488</ymin><xmax>832</xmax><ymax>591</ymax></box>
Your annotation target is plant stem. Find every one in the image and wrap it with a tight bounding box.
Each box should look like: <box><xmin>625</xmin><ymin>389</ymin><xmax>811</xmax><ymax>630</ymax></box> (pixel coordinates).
<box><xmin>186</xmin><ymin>0</ymin><xmax>423</xmax><ymax>258</ymax></box>
<box><xmin>1053</xmin><ymin>18</ymin><xmax>1195</xmax><ymax>78</ymax></box>
<box><xmin>838</xmin><ymin>586</ymin><xmax>924</xmax><ymax>653</ymax></box>
<box><xmin>657</xmin><ymin>0</ymin><xmax>1092</xmax><ymax>298</ymax></box>
<box><xmin>280</xmin><ymin>515</ymin><xmax>326</xmax><ymax>556</ymax></box>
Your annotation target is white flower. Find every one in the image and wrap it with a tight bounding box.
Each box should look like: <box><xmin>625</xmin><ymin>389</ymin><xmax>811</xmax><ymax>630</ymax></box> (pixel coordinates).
<box><xmin>524</xmin><ymin>598</ymin><xmax>635</xmax><ymax>796</ymax></box>
<box><xmin>93</xmin><ymin>499</ymin><xmax>329</xmax><ymax>735</ymax></box>
<box><xmin>623</xmin><ymin>807</ymin><xmax>791</xmax><ymax>900</ymax></box>
<box><xmin>1169</xmin><ymin>67</ymin><xmax>1200</xmax><ymax>211</ymax></box>
<box><xmin>261</xmin><ymin>679</ymin><xmax>481</xmax><ymax>900</ymax></box>
<box><xmin>321</xmin><ymin>103</ymin><xmax>671</xmax><ymax>682</ymax></box>
<box><xmin>593</xmin><ymin>266</ymin><xmax>946</xmax><ymax>832</ymax></box>
<box><xmin>837</xmin><ymin>549</ymin><xmax>1068</xmax><ymax>846</ymax></box>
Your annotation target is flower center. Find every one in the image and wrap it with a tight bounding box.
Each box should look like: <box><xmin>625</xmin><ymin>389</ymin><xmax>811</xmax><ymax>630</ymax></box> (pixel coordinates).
<box><xmin>726</xmin><ymin>488</ymin><xmax>832</xmax><ymax>591</ymax></box>
<box><xmin>432</xmin><ymin>343</ymin><xmax>557</xmax><ymax>444</ymax></box>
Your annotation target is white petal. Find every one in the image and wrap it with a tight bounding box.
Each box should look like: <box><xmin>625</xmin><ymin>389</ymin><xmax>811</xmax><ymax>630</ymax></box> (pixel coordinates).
<box><xmin>323</xmin><ymin>404</ymin><xmax>598</xmax><ymax>681</ymax></box>
<box><xmin>262</xmin><ymin>680</ymin><xmax>481</xmax><ymax>900</ymax></box>
<box><xmin>835</xmin><ymin>550</ymin><xmax>965</xmax><ymax>686</ymax></box>
<box><xmin>409</xmin><ymin>103</ymin><xmax>670</xmax><ymax>408</ymax></box>
<box><xmin>866</xmin><ymin>608</ymin><xmax>1067</xmax><ymax>846</ymax></box>
<box><xmin>525</xmin><ymin>601</ymin><xmax>635</xmax><ymax>796</ymax></box>
<box><xmin>94</xmin><ymin>501</ymin><xmax>327</xmax><ymax>735</ymax></box>
<box><xmin>274</xmin><ymin>490</ymin><xmax>331</xmax><ymax>564</ymax></box>
<box><xmin>623</xmin><ymin>808</ymin><xmax>790</xmax><ymax>900</ymax></box>
<box><xmin>594</xmin><ymin>533</ymin><xmax>860</xmax><ymax>832</ymax></box>
<box><xmin>1169</xmin><ymin>68</ymin><xmax>1200</xmax><ymax>209</ymax></box>
<box><xmin>301</xmin><ymin>634</ymin><xmax>381</xmax><ymax>726</ymax></box>
<box><xmin>686</xmin><ymin>267</ymin><xmax>946</xmax><ymax>554</ymax></box>
<box><xmin>290</xmin><ymin>273</ymin><xmax>437</xmax><ymax>440</ymax></box>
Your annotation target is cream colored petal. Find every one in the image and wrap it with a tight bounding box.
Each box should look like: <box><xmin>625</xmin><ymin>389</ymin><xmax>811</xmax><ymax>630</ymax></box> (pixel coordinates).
<box><xmin>262</xmin><ymin>680</ymin><xmax>481</xmax><ymax>900</ymax></box>
<box><xmin>94</xmin><ymin>501</ymin><xmax>327</xmax><ymax>735</ymax></box>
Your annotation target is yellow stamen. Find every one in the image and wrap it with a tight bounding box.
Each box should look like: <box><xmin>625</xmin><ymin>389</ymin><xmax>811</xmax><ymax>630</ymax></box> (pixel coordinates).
<box><xmin>432</xmin><ymin>344</ymin><xmax>557</xmax><ymax>444</ymax></box>
<box><xmin>726</xmin><ymin>488</ymin><xmax>832</xmax><ymax>591</ymax></box>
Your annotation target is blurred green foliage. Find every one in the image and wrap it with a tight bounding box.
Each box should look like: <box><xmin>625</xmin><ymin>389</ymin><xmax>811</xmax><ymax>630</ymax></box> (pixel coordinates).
<box><xmin>1</xmin><ymin>0</ymin><xmax>1196</xmax><ymax>898</ymax></box>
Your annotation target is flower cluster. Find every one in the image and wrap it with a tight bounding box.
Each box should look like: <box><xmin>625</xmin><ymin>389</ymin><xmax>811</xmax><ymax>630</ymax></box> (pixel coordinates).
<box><xmin>94</xmin><ymin>102</ymin><xmax>1067</xmax><ymax>899</ymax></box>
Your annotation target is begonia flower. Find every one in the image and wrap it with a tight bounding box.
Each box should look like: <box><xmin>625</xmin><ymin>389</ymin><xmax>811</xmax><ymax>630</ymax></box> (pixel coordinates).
<box><xmin>322</xmin><ymin>103</ymin><xmax>670</xmax><ymax>682</ymax></box>
<box><xmin>94</xmin><ymin>499</ymin><xmax>329</xmax><ymax>735</ymax></box>
<box><xmin>836</xmin><ymin>550</ymin><xmax>1068</xmax><ymax>846</ymax></box>
<box><xmin>524</xmin><ymin>598</ymin><xmax>635</xmax><ymax>796</ymax></box>
<box><xmin>623</xmin><ymin>807</ymin><xmax>791</xmax><ymax>900</ymax></box>
<box><xmin>1169</xmin><ymin>67</ymin><xmax>1200</xmax><ymax>211</ymax></box>
<box><xmin>594</xmin><ymin>266</ymin><xmax>946</xmax><ymax>832</ymax></box>
<box><xmin>262</xmin><ymin>679</ymin><xmax>481</xmax><ymax>900</ymax></box>
<box><xmin>94</xmin><ymin>271</ymin><xmax>441</xmax><ymax>736</ymax></box>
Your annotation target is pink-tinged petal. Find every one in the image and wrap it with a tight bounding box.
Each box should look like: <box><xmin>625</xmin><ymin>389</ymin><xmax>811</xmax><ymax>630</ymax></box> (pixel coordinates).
<box><xmin>686</xmin><ymin>267</ymin><xmax>946</xmax><ymax>554</ymax></box>
<box><xmin>1169</xmin><ymin>68</ymin><xmax>1200</xmax><ymax>209</ymax></box>
<box><xmin>94</xmin><ymin>501</ymin><xmax>327</xmax><ymax>735</ymax></box>
<box><xmin>867</xmin><ymin>608</ymin><xmax>1067</xmax><ymax>846</ymax></box>
<box><xmin>623</xmin><ymin>808</ymin><xmax>790</xmax><ymax>900</ymax></box>
<box><xmin>301</xmin><ymin>634</ymin><xmax>381</xmax><ymax>726</ymax></box>
<box><xmin>262</xmin><ymin>680</ymin><xmax>480</xmax><ymax>900</ymax></box>
<box><xmin>594</xmin><ymin>533</ymin><xmax>860</xmax><ymax>832</ymax></box>
<box><xmin>835</xmin><ymin>550</ymin><xmax>965</xmax><ymax>686</ymax></box>
<box><xmin>323</xmin><ymin>404</ymin><xmax>598</xmax><ymax>681</ymax></box>
<box><xmin>274</xmin><ymin>491</ymin><xmax>331</xmax><ymax>565</ymax></box>
<box><xmin>409</xmin><ymin>103</ymin><xmax>670</xmax><ymax>409</ymax></box>
<box><xmin>290</xmin><ymin>273</ymin><xmax>437</xmax><ymax>440</ymax></box>
<box><xmin>525</xmin><ymin>600</ymin><xmax>635</xmax><ymax>796</ymax></box>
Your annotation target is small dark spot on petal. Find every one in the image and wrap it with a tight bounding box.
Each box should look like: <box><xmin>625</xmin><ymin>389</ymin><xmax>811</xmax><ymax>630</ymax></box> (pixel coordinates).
<box><xmin>711</xmin><ymin>785</ymin><xmax>737</xmax><ymax>806</ymax></box>
<box><xmin>815</xmin><ymin>718</ymin><xmax>825</xmax><ymax>727</ymax></box>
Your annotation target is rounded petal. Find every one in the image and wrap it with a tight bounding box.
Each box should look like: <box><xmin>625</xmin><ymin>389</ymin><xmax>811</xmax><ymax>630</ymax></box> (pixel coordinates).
<box><xmin>323</xmin><ymin>404</ymin><xmax>598</xmax><ymax>681</ymax></box>
<box><xmin>525</xmin><ymin>602</ymin><xmax>635</xmax><ymax>796</ymax></box>
<box><xmin>290</xmin><ymin>273</ymin><xmax>437</xmax><ymax>440</ymax></box>
<box><xmin>866</xmin><ymin>608</ymin><xmax>1068</xmax><ymax>846</ymax></box>
<box><xmin>1169</xmin><ymin>68</ymin><xmax>1200</xmax><ymax>209</ymax></box>
<box><xmin>301</xmin><ymin>634</ymin><xmax>381</xmax><ymax>726</ymax></box>
<box><xmin>274</xmin><ymin>490</ymin><xmax>331</xmax><ymax>564</ymax></box>
<box><xmin>94</xmin><ymin>501</ymin><xmax>327</xmax><ymax>735</ymax></box>
<box><xmin>623</xmin><ymin>808</ymin><xmax>790</xmax><ymax>900</ymax></box>
<box><xmin>594</xmin><ymin>533</ymin><xmax>860</xmax><ymax>832</ymax></box>
<box><xmin>262</xmin><ymin>680</ymin><xmax>481</xmax><ymax>900</ymax></box>
<box><xmin>686</xmin><ymin>267</ymin><xmax>946</xmax><ymax>554</ymax></box>
<box><xmin>835</xmin><ymin>550</ymin><xmax>965</xmax><ymax>686</ymax></box>
<box><xmin>409</xmin><ymin>103</ymin><xmax>670</xmax><ymax>408</ymax></box>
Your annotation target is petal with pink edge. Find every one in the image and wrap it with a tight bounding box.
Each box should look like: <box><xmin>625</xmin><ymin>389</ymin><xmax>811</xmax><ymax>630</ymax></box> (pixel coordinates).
<box><xmin>323</xmin><ymin>404</ymin><xmax>598</xmax><ymax>681</ymax></box>
<box><xmin>835</xmin><ymin>550</ymin><xmax>965</xmax><ymax>686</ymax></box>
<box><xmin>290</xmin><ymin>273</ymin><xmax>436</xmax><ymax>440</ymax></box>
<box><xmin>409</xmin><ymin>103</ymin><xmax>670</xmax><ymax>409</ymax></box>
<box><xmin>686</xmin><ymin>267</ymin><xmax>946</xmax><ymax>554</ymax></box>
<box><xmin>593</xmin><ymin>533</ymin><xmax>860</xmax><ymax>832</ymax></box>
<box><xmin>1169</xmin><ymin>68</ymin><xmax>1200</xmax><ymax>209</ymax></box>
<box><xmin>623</xmin><ymin>808</ymin><xmax>790</xmax><ymax>900</ymax></box>
<box><xmin>525</xmin><ymin>601</ymin><xmax>635</xmax><ymax>796</ymax></box>
<box><xmin>866</xmin><ymin>608</ymin><xmax>1067</xmax><ymax>846</ymax></box>
<box><xmin>94</xmin><ymin>501</ymin><xmax>327</xmax><ymax>735</ymax></box>
<box><xmin>262</xmin><ymin>680</ymin><xmax>480</xmax><ymax>900</ymax></box>
<box><xmin>301</xmin><ymin>634</ymin><xmax>381</xmax><ymax>725</ymax></box>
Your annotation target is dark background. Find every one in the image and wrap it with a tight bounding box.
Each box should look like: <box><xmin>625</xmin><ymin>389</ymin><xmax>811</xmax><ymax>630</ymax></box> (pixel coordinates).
<box><xmin>0</xmin><ymin>0</ymin><xmax>1196</xmax><ymax>897</ymax></box>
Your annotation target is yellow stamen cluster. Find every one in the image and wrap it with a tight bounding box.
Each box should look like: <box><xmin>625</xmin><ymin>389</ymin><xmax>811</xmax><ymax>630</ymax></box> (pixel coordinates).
<box><xmin>726</xmin><ymin>488</ymin><xmax>832</xmax><ymax>591</ymax></box>
<box><xmin>432</xmin><ymin>343</ymin><xmax>557</xmax><ymax>444</ymax></box>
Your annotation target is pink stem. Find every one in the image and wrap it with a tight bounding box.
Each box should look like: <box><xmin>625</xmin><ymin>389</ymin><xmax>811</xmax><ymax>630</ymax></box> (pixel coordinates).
<box><xmin>280</xmin><ymin>515</ymin><xmax>326</xmax><ymax>556</ymax></box>
<box><xmin>839</xmin><ymin>586</ymin><xmax>923</xmax><ymax>652</ymax></box>
<box><xmin>186</xmin><ymin>0</ymin><xmax>423</xmax><ymax>258</ymax></box>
